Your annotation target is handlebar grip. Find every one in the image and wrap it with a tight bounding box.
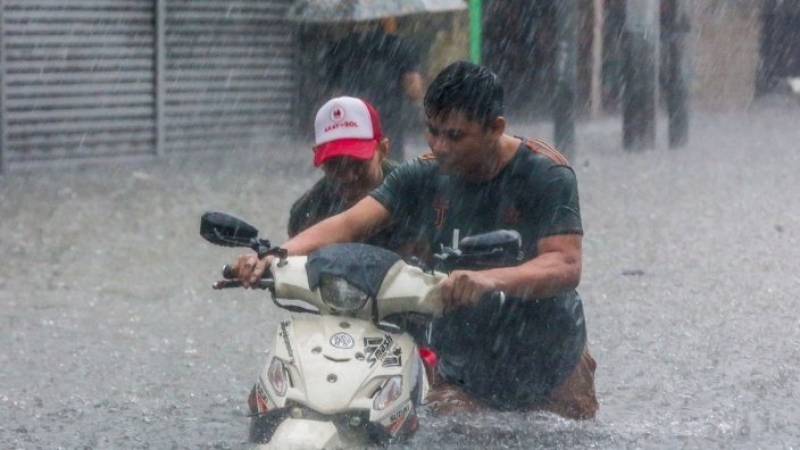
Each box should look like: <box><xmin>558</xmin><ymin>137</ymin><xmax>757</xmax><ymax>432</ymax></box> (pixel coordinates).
<box><xmin>212</xmin><ymin>279</ymin><xmax>274</xmax><ymax>290</ymax></box>
<box><xmin>222</xmin><ymin>264</ymin><xmax>236</xmax><ymax>279</ymax></box>
<box><xmin>213</xmin><ymin>279</ymin><xmax>242</xmax><ymax>289</ymax></box>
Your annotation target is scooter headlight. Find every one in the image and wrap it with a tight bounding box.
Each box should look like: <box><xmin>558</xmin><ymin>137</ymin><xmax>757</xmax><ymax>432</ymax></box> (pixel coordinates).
<box><xmin>267</xmin><ymin>357</ymin><xmax>289</xmax><ymax>397</ymax></box>
<box><xmin>373</xmin><ymin>376</ymin><xmax>403</xmax><ymax>411</ymax></box>
<box><xmin>318</xmin><ymin>273</ymin><xmax>370</xmax><ymax>312</ymax></box>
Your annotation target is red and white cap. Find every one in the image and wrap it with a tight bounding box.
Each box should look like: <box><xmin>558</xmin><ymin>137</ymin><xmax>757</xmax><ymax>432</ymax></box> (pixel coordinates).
<box><xmin>313</xmin><ymin>96</ymin><xmax>383</xmax><ymax>167</ymax></box>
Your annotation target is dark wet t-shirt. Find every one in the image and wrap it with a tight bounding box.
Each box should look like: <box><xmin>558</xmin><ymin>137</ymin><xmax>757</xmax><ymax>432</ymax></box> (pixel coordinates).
<box><xmin>370</xmin><ymin>139</ymin><xmax>582</xmax><ymax>262</ymax></box>
<box><xmin>370</xmin><ymin>139</ymin><xmax>588</xmax><ymax>409</ymax></box>
<box><xmin>288</xmin><ymin>160</ymin><xmax>414</xmax><ymax>253</ymax></box>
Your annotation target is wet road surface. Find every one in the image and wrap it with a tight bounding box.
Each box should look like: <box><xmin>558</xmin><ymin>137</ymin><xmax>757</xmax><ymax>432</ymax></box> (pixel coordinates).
<box><xmin>2</xmin><ymin>98</ymin><xmax>800</xmax><ymax>449</ymax></box>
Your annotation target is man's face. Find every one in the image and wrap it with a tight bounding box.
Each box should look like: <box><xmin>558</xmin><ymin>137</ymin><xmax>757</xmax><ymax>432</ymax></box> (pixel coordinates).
<box><xmin>424</xmin><ymin>111</ymin><xmax>497</xmax><ymax>179</ymax></box>
<box><xmin>320</xmin><ymin>150</ymin><xmax>383</xmax><ymax>203</ymax></box>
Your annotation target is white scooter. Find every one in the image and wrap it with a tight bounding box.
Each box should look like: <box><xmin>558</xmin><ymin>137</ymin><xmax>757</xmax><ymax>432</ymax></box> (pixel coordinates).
<box><xmin>200</xmin><ymin>211</ymin><xmax>522</xmax><ymax>449</ymax></box>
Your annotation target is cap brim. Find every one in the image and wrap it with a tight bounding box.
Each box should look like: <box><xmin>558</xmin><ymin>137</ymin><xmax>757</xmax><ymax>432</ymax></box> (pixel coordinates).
<box><xmin>313</xmin><ymin>139</ymin><xmax>378</xmax><ymax>167</ymax></box>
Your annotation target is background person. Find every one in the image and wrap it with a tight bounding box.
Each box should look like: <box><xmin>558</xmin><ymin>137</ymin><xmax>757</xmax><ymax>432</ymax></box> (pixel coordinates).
<box><xmin>325</xmin><ymin>18</ymin><xmax>424</xmax><ymax>162</ymax></box>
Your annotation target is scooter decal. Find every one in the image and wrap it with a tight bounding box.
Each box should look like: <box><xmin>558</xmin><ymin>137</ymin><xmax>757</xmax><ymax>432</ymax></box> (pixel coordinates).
<box><xmin>279</xmin><ymin>321</ymin><xmax>294</xmax><ymax>361</ymax></box>
<box><xmin>384</xmin><ymin>402</ymin><xmax>412</xmax><ymax>436</ymax></box>
<box><xmin>330</xmin><ymin>332</ymin><xmax>354</xmax><ymax>349</ymax></box>
<box><xmin>382</xmin><ymin>347</ymin><xmax>402</xmax><ymax>368</ymax></box>
<box><xmin>364</xmin><ymin>335</ymin><xmax>393</xmax><ymax>368</ymax></box>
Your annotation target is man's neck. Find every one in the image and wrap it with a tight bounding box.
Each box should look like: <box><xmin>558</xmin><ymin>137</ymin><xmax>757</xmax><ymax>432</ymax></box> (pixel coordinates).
<box><xmin>472</xmin><ymin>134</ymin><xmax>521</xmax><ymax>181</ymax></box>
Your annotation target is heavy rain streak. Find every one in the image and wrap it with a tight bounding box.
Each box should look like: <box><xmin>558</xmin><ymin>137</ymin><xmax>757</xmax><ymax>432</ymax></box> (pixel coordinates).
<box><xmin>2</xmin><ymin>1</ymin><xmax>800</xmax><ymax>449</ymax></box>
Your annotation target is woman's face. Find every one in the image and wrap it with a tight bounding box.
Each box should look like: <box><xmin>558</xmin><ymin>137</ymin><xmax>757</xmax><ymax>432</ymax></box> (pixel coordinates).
<box><xmin>321</xmin><ymin>149</ymin><xmax>383</xmax><ymax>203</ymax></box>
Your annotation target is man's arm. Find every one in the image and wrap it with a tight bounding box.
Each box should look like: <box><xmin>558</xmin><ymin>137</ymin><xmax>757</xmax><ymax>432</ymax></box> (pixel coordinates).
<box><xmin>283</xmin><ymin>196</ymin><xmax>391</xmax><ymax>255</ymax></box>
<box><xmin>236</xmin><ymin>196</ymin><xmax>392</xmax><ymax>286</ymax></box>
<box><xmin>441</xmin><ymin>233</ymin><xmax>582</xmax><ymax>309</ymax></box>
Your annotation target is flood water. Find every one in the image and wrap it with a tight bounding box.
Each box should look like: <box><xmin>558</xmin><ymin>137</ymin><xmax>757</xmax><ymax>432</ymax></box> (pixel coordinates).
<box><xmin>2</xmin><ymin>97</ymin><xmax>800</xmax><ymax>449</ymax></box>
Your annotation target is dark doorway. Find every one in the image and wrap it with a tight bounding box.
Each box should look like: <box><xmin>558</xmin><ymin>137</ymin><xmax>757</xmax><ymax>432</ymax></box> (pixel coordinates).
<box><xmin>758</xmin><ymin>0</ymin><xmax>800</xmax><ymax>94</ymax></box>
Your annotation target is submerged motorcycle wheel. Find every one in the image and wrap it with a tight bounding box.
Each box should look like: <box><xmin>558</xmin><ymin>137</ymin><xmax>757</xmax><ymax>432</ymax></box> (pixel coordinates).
<box><xmin>248</xmin><ymin>406</ymin><xmax>419</xmax><ymax>448</ymax></box>
<box><xmin>249</xmin><ymin>411</ymin><xmax>290</xmax><ymax>444</ymax></box>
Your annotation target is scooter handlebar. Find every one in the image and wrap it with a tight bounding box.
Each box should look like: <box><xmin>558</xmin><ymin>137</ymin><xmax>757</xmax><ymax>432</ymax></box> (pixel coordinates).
<box><xmin>212</xmin><ymin>279</ymin><xmax>274</xmax><ymax>290</ymax></box>
<box><xmin>213</xmin><ymin>264</ymin><xmax>274</xmax><ymax>290</ymax></box>
<box><xmin>222</xmin><ymin>264</ymin><xmax>236</xmax><ymax>279</ymax></box>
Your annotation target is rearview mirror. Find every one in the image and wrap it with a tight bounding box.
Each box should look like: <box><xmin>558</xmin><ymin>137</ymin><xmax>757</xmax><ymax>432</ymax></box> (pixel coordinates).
<box><xmin>200</xmin><ymin>211</ymin><xmax>259</xmax><ymax>247</ymax></box>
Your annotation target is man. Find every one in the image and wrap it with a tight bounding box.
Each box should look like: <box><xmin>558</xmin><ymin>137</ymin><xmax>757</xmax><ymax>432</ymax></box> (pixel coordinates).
<box><xmin>325</xmin><ymin>19</ymin><xmax>424</xmax><ymax>161</ymax></box>
<box><xmin>289</xmin><ymin>96</ymin><xmax>412</xmax><ymax>253</ymax></box>
<box><xmin>235</xmin><ymin>61</ymin><xmax>598</xmax><ymax>419</ymax></box>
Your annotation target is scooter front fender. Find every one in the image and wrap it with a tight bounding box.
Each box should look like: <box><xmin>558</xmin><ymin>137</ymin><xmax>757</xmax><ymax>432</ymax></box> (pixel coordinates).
<box><xmin>250</xmin><ymin>418</ymin><xmax>350</xmax><ymax>450</ymax></box>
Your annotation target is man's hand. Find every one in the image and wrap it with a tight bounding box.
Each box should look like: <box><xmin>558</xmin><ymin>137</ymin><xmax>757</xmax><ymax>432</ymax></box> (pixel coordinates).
<box><xmin>441</xmin><ymin>270</ymin><xmax>498</xmax><ymax>311</ymax></box>
<box><xmin>231</xmin><ymin>253</ymin><xmax>273</xmax><ymax>288</ymax></box>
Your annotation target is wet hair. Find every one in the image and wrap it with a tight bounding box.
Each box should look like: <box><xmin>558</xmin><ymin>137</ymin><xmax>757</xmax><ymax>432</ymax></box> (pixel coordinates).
<box><xmin>424</xmin><ymin>60</ymin><xmax>504</xmax><ymax>128</ymax></box>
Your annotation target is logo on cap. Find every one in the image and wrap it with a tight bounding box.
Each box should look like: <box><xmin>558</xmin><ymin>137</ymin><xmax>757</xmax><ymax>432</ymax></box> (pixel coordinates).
<box><xmin>331</xmin><ymin>107</ymin><xmax>345</xmax><ymax>121</ymax></box>
<box><xmin>323</xmin><ymin>104</ymin><xmax>359</xmax><ymax>133</ymax></box>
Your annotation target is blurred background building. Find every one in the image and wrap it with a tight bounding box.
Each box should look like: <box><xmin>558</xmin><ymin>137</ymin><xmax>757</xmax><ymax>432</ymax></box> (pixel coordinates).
<box><xmin>0</xmin><ymin>0</ymin><xmax>794</xmax><ymax>170</ymax></box>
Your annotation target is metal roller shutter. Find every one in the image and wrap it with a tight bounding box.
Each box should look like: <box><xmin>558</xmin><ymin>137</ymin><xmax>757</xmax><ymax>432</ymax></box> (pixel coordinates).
<box><xmin>1</xmin><ymin>0</ymin><xmax>157</xmax><ymax>165</ymax></box>
<box><xmin>164</xmin><ymin>0</ymin><xmax>294</xmax><ymax>154</ymax></box>
<box><xmin>0</xmin><ymin>0</ymin><xmax>296</xmax><ymax>169</ymax></box>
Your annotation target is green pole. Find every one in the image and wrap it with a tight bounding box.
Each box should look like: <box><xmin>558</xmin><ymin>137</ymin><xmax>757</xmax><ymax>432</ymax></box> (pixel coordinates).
<box><xmin>469</xmin><ymin>0</ymin><xmax>482</xmax><ymax>64</ymax></box>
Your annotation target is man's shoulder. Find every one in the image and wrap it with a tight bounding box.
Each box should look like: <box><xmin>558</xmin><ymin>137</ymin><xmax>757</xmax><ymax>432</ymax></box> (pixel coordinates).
<box><xmin>503</xmin><ymin>138</ymin><xmax>578</xmax><ymax>193</ymax></box>
<box><xmin>416</xmin><ymin>151</ymin><xmax>436</xmax><ymax>161</ymax></box>
<box><xmin>520</xmin><ymin>138</ymin><xmax>570</xmax><ymax>167</ymax></box>
<box><xmin>387</xmin><ymin>154</ymin><xmax>438</xmax><ymax>176</ymax></box>
<box><xmin>382</xmin><ymin>158</ymin><xmax>400</xmax><ymax>173</ymax></box>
